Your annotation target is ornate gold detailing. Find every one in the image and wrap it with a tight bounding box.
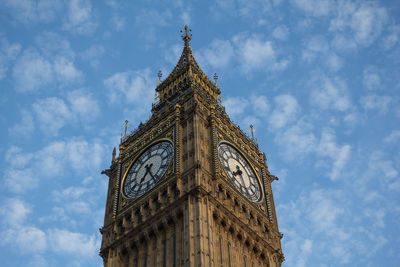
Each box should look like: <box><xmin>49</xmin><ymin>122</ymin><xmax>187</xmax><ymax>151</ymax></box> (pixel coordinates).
<box><xmin>180</xmin><ymin>25</ymin><xmax>192</xmax><ymax>44</ymax></box>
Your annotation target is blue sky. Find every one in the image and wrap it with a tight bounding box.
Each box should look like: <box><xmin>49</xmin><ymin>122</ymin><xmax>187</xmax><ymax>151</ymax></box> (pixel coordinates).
<box><xmin>0</xmin><ymin>0</ymin><xmax>399</xmax><ymax>266</ymax></box>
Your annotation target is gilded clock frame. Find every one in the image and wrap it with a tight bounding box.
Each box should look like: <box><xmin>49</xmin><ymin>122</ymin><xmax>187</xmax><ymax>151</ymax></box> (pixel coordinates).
<box><xmin>120</xmin><ymin>137</ymin><xmax>174</xmax><ymax>200</ymax></box>
<box><xmin>217</xmin><ymin>140</ymin><xmax>265</xmax><ymax>203</ymax></box>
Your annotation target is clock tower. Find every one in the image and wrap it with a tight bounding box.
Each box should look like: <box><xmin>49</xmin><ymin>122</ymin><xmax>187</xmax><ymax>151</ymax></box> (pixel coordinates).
<box><xmin>100</xmin><ymin>26</ymin><xmax>284</xmax><ymax>267</ymax></box>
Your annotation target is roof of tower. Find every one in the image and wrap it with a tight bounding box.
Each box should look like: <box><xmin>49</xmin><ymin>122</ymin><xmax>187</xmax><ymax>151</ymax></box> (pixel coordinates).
<box><xmin>155</xmin><ymin>25</ymin><xmax>220</xmax><ymax>95</ymax></box>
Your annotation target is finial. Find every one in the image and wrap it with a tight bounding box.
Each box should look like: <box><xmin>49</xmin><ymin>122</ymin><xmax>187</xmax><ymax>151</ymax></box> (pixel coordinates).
<box><xmin>112</xmin><ymin>147</ymin><xmax>116</xmax><ymax>164</ymax></box>
<box><xmin>122</xmin><ymin>120</ymin><xmax>130</xmax><ymax>139</ymax></box>
<box><xmin>158</xmin><ymin>70</ymin><xmax>162</xmax><ymax>80</ymax></box>
<box><xmin>249</xmin><ymin>124</ymin><xmax>255</xmax><ymax>141</ymax></box>
<box><xmin>213</xmin><ymin>72</ymin><xmax>218</xmax><ymax>85</ymax></box>
<box><xmin>180</xmin><ymin>25</ymin><xmax>192</xmax><ymax>45</ymax></box>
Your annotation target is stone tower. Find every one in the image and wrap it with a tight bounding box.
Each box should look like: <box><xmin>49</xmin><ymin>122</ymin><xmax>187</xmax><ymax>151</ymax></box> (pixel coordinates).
<box><xmin>100</xmin><ymin>26</ymin><xmax>284</xmax><ymax>267</ymax></box>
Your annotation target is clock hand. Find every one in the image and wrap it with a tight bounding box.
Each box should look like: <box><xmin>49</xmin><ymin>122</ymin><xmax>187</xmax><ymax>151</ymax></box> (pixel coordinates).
<box><xmin>233</xmin><ymin>165</ymin><xmax>246</xmax><ymax>187</ymax></box>
<box><xmin>139</xmin><ymin>163</ymin><xmax>153</xmax><ymax>183</ymax></box>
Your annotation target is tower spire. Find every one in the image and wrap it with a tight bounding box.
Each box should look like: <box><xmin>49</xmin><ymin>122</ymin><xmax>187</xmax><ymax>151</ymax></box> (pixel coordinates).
<box><xmin>180</xmin><ymin>25</ymin><xmax>192</xmax><ymax>46</ymax></box>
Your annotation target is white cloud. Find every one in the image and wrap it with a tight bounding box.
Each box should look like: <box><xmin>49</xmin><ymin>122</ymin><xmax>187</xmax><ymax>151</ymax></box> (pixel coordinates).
<box><xmin>291</xmin><ymin>0</ymin><xmax>333</xmax><ymax>17</ymax></box>
<box><xmin>251</xmin><ymin>95</ymin><xmax>269</xmax><ymax>113</ymax></box>
<box><xmin>302</xmin><ymin>35</ymin><xmax>329</xmax><ymax>62</ymax></box>
<box><xmin>32</xmin><ymin>90</ymin><xmax>99</xmax><ymax>135</ymax></box>
<box><xmin>12</xmin><ymin>35</ymin><xmax>83</xmax><ymax>92</ymax></box>
<box><xmin>0</xmin><ymin>198</ymin><xmax>99</xmax><ymax>257</ymax></box>
<box><xmin>350</xmin><ymin>4</ymin><xmax>388</xmax><ymax>46</ymax></box>
<box><xmin>382</xmin><ymin>25</ymin><xmax>400</xmax><ymax>50</ymax></box>
<box><xmin>104</xmin><ymin>68</ymin><xmax>154</xmax><ymax>105</ymax></box>
<box><xmin>369</xmin><ymin>152</ymin><xmax>398</xmax><ymax>180</ymax></box>
<box><xmin>0</xmin><ymin>198</ymin><xmax>31</xmax><ymax>227</ymax></box>
<box><xmin>12</xmin><ymin>49</ymin><xmax>53</xmax><ymax>92</ymax></box>
<box><xmin>33</xmin><ymin>97</ymin><xmax>71</xmax><ymax>135</ymax></box>
<box><xmin>0</xmin><ymin>36</ymin><xmax>21</xmax><ymax>80</ymax></box>
<box><xmin>233</xmin><ymin>34</ymin><xmax>289</xmax><ymax>73</ymax></box>
<box><xmin>3</xmin><ymin>138</ymin><xmax>107</xmax><ymax>193</ymax></box>
<box><xmin>4</xmin><ymin>168</ymin><xmax>38</xmax><ymax>193</ymax></box>
<box><xmin>268</xmin><ymin>94</ymin><xmax>300</xmax><ymax>129</ymax></box>
<box><xmin>302</xmin><ymin>36</ymin><xmax>343</xmax><ymax>72</ymax></box>
<box><xmin>331</xmin><ymin>34</ymin><xmax>357</xmax><ymax>51</ymax></box>
<box><xmin>275</xmin><ymin>120</ymin><xmax>316</xmax><ymax>160</ymax></box>
<box><xmin>316</xmin><ymin>129</ymin><xmax>351</xmax><ymax>180</ymax></box>
<box><xmin>384</xmin><ymin>130</ymin><xmax>400</xmax><ymax>144</ymax></box>
<box><xmin>360</xmin><ymin>95</ymin><xmax>392</xmax><ymax>115</ymax></box>
<box><xmin>5</xmin><ymin>146</ymin><xmax>33</xmax><ymax>168</ymax></box>
<box><xmin>224</xmin><ymin>96</ymin><xmax>249</xmax><ymax>116</ymax></box>
<box><xmin>181</xmin><ymin>11</ymin><xmax>191</xmax><ymax>25</ymax></box>
<box><xmin>47</xmin><ymin>229</ymin><xmax>99</xmax><ymax>256</ymax></box>
<box><xmin>1</xmin><ymin>226</ymin><xmax>47</xmax><ymax>253</ymax></box>
<box><xmin>80</xmin><ymin>45</ymin><xmax>104</xmax><ymax>68</ymax></box>
<box><xmin>63</xmin><ymin>0</ymin><xmax>97</xmax><ymax>35</ymax></box>
<box><xmin>0</xmin><ymin>0</ymin><xmax>62</xmax><ymax>24</ymax></box>
<box><xmin>272</xmin><ymin>25</ymin><xmax>289</xmax><ymax>41</ymax></box>
<box><xmin>66</xmin><ymin>89</ymin><xmax>100</xmax><ymax>122</ymax></box>
<box><xmin>8</xmin><ymin>109</ymin><xmax>35</xmax><ymax>137</ymax></box>
<box><xmin>330</xmin><ymin>2</ymin><xmax>388</xmax><ymax>47</ymax></box>
<box><xmin>53</xmin><ymin>56</ymin><xmax>83</xmax><ymax>83</ymax></box>
<box><xmin>310</xmin><ymin>74</ymin><xmax>351</xmax><ymax>112</ymax></box>
<box><xmin>363</xmin><ymin>66</ymin><xmax>381</xmax><ymax>91</ymax></box>
<box><xmin>197</xmin><ymin>39</ymin><xmax>234</xmax><ymax>69</ymax></box>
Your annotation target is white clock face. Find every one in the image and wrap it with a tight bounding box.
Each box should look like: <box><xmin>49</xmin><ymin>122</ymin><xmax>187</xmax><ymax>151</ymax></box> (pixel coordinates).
<box><xmin>122</xmin><ymin>140</ymin><xmax>173</xmax><ymax>199</ymax></box>
<box><xmin>218</xmin><ymin>143</ymin><xmax>261</xmax><ymax>202</ymax></box>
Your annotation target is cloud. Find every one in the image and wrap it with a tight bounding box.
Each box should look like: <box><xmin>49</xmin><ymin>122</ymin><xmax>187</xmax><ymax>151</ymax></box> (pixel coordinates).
<box><xmin>302</xmin><ymin>36</ymin><xmax>342</xmax><ymax>72</ymax></box>
<box><xmin>135</xmin><ymin>9</ymin><xmax>173</xmax><ymax>43</ymax></box>
<box><xmin>2</xmin><ymin>139</ymin><xmax>107</xmax><ymax>193</ymax></box>
<box><xmin>8</xmin><ymin>109</ymin><xmax>35</xmax><ymax>137</ymax></box>
<box><xmin>363</xmin><ymin>66</ymin><xmax>382</xmax><ymax>91</ymax></box>
<box><xmin>268</xmin><ymin>94</ymin><xmax>300</xmax><ymax>129</ymax></box>
<box><xmin>104</xmin><ymin>68</ymin><xmax>154</xmax><ymax>105</ymax></box>
<box><xmin>233</xmin><ymin>33</ymin><xmax>289</xmax><ymax>73</ymax></box>
<box><xmin>0</xmin><ymin>0</ymin><xmax>62</xmax><ymax>24</ymax></box>
<box><xmin>33</xmin><ymin>97</ymin><xmax>71</xmax><ymax>135</ymax></box>
<box><xmin>310</xmin><ymin>73</ymin><xmax>351</xmax><ymax>112</ymax></box>
<box><xmin>291</xmin><ymin>0</ymin><xmax>333</xmax><ymax>17</ymax></box>
<box><xmin>53</xmin><ymin>56</ymin><xmax>83</xmax><ymax>83</ymax></box>
<box><xmin>12</xmin><ymin>35</ymin><xmax>83</xmax><ymax>92</ymax></box>
<box><xmin>275</xmin><ymin>120</ymin><xmax>316</xmax><ymax>160</ymax></box>
<box><xmin>382</xmin><ymin>25</ymin><xmax>400</xmax><ymax>50</ymax></box>
<box><xmin>47</xmin><ymin>229</ymin><xmax>99</xmax><ymax>256</ymax></box>
<box><xmin>32</xmin><ymin>90</ymin><xmax>99</xmax><ymax>135</ymax></box>
<box><xmin>0</xmin><ymin>36</ymin><xmax>21</xmax><ymax>80</ymax></box>
<box><xmin>12</xmin><ymin>49</ymin><xmax>53</xmax><ymax>92</ymax></box>
<box><xmin>316</xmin><ymin>129</ymin><xmax>351</xmax><ymax>180</ymax></box>
<box><xmin>224</xmin><ymin>96</ymin><xmax>249</xmax><ymax>117</ymax></box>
<box><xmin>360</xmin><ymin>95</ymin><xmax>392</xmax><ymax>115</ymax></box>
<box><xmin>330</xmin><ymin>2</ymin><xmax>388</xmax><ymax>47</ymax></box>
<box><xmin>4</xmin><ymin>168</ymin><xmax>38</xmax><ymax>194</ymax></box>
<box><xmin>197</xmin><ymin>39</ymin><xmax>234</xmax><ymax>69</ymax></box>
<box><xmin>0</xmin><ymin>198</ymin><xmax>99</xmax><ymax>257</ymax></box>
<box><xmin>272</xmin><ymin>25</ymin><xmax>290</xmax><ymax>41</ymax></box>
<box><xmin>384</xmin><ymin>130</ymin><xmax>400</xmax><ymax>144</ymax></box>
<box><xmin>66</xmin><ymin>89</ymin><xmax>100</xmax><ymax>122</ymax></box>
<box><xmin>80</xmin><ymin>45</ymin><xmax>104</xmax><ymax>68</ymax></box>
<box><xmin>0</xmin><ymin>198</ymin><xmax>31</xmax><ymax>227</ymax></box>
<box><xmin>63</xmin><ymin>0</ymin><xmax>98</xmax><ymax>35</ymax></box>
<box><xmin>1</xmin><ymin>226</ymin><xmax>47</xmax><ymax>253</ymax></box>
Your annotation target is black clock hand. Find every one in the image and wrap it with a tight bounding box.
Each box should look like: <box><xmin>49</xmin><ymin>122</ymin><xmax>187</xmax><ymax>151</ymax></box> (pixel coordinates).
<box><xmin>139</xmin><ymin>163</ymin><xmax>153</xmax><ymax>183</ymax></box>
<box><xmin>233</xmin><ymin>165</ymin><xmax>246</xmax><ymax>187</ymax></box>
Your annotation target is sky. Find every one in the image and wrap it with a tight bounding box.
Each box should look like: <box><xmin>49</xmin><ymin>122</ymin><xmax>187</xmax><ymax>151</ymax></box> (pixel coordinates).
<box><xmin>0</xmin><ymin>0</ymin><xmax>399</xmax><ymax>266</ymax></box>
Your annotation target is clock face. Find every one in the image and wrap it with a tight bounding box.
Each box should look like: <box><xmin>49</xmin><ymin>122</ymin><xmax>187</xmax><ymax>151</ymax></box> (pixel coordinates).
<box><xmin>122</xmin><ymin>140</ymin><xmax>173</xmax><ymax>199</ymax></box>
<box><xmin>218</xmin><ymin>143</ymin><xmax>261</xmax><ymax>202</ymax></box>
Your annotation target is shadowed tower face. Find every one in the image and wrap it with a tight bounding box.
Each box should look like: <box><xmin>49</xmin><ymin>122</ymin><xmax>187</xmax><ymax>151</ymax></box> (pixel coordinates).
<box><xmin>100</xmin><ymin>25</ymin><xmax>284</xmax><ymax>267</ymax></box>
